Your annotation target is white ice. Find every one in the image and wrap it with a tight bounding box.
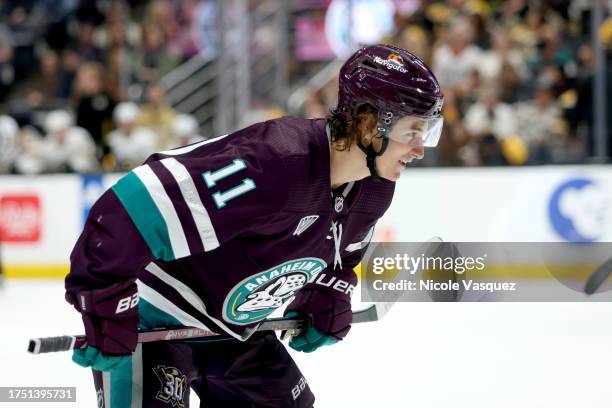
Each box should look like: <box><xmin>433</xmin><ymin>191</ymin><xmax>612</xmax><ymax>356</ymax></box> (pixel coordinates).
<box><xmin>2</xmin><ymin>279</ymin><xmax>612</xmax><ymax>407</ymax></box>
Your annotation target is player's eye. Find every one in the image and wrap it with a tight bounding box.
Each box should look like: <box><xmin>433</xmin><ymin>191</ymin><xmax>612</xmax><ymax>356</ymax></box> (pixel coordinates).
<box><xmin>399</xmin><ymin>132</ymin><xmax>420</xmax><ymax>144</ymax></box>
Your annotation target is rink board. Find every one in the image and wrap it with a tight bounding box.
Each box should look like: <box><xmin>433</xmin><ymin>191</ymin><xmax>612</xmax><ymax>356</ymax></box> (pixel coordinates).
<box><xmin>1</xmin><ymin>166</ymin><xmax>612</xmax><ymax>277</ymax></box>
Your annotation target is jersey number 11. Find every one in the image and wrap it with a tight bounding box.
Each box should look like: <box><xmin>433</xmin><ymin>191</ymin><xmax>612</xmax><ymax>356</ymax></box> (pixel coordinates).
<box><xmin>203</xmin><ymin>159</ymin><xmax>256</xmax><ymax>208</ymax></box>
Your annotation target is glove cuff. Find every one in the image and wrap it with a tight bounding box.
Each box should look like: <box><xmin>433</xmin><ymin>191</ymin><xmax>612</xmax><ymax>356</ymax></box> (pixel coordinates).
<box><xmin>68</xmin><ymin>281</ymin><xmax>139</xmax><ymax>356</ymax></box>
<box><xmin>82</xmin><ymin>313</ymin><xmax>138</xmax><ymax>355</ymax></box>
<box><xmin>67</xmin><ymin>281</ymin><xmax>139</xmax><ymax>317</ymax></box>
<box><xmin>285</xmin><ymin>270</ymin><xmax>355</xmax><ymax>342</ymax></box>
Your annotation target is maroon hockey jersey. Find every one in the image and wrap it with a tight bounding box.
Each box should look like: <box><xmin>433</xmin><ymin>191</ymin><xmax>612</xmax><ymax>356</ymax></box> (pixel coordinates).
<box><xmin>66</xmin><ymin>117</ymin><xmax>395</xmax><ymax>340</ymax></box>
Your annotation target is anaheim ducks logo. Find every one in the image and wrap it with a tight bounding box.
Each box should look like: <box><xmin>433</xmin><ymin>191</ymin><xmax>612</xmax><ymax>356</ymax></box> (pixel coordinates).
<box><xmin>223</xmin><ymin>258</ymin><xmax>326</xmax><ymax>325</ymax></box>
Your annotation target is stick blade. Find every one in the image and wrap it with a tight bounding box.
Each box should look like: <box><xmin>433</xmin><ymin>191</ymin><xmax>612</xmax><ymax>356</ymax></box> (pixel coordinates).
<box><xmin>351</xmin><ymin>303</ymin><xmax>394</xmax><ymax>324</ymax></box>
<box><xmin>352</xmin><ymin>304</ymin><xmax>379</xmax><ymax>324</ymax></box>
<box><xmin>585</xmin><ymin>258</ymin><xmax>612</xmax><ymax>295</ymax></box>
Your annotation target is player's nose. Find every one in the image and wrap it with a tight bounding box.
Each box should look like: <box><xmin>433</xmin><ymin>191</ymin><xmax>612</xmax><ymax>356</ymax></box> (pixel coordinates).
<box><xmin>411</xmin><ymin>145</ymin><xmax>425</xmax><ymax>160</ymax></box>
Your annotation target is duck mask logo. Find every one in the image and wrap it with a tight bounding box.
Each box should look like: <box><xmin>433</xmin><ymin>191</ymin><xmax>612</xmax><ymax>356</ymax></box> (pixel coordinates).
<box><xmin>222</xmin><ymin>258</ymin><xmax>327</xmax><ymax>325</ymax></box>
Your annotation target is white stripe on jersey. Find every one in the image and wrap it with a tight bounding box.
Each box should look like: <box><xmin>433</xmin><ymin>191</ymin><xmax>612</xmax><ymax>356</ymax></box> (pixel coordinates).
<box><xmin>158</xmin><ymin>133</ymin><xmax>229</xmax><ymax>156</ymax></box>
<box><xmin>160</xmin><ymin>158</ymin><xmax>220</xmax><ymax>251</ymax></box>
<box><xmin>133</xmin><ymin>165</ymin><xmax>191</xmax><ymax>259</ymax></box>
<box><xmin>136</xmin><ymin>279</ymin><xmax>207</xmax><ymax>328</ymax></box>
<box><xmin>345</xmin><ymin>226</ymin><xmax>375</xmax><ymax>253</ymax></box>
<box><xmin>131</xmin><ymin>344</ymin><xmax>142</xmax><ymax>408</ymax></box>
<box><xmin>102</xmin><ymin>371</ymin><xmax>111</xmax><ymax>407</ymax></box>
<box><xmin>144</xmin><ymin>262</ymin><xmax>246</xmax><ymax>341</ymax></box>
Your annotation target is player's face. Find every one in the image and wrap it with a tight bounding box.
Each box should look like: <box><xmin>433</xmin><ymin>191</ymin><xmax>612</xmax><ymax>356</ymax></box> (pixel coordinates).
<box><xmin>373</xmin><ymin>116</ymin><xmax>426</xmax><ymax>181</ymax></box>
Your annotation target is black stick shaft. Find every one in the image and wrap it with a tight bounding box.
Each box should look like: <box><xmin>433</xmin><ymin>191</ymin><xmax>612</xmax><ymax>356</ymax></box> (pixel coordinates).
<box><xmin>585</xmin><ymin>258</ymin><xmax>612</xmax><ymax>295</ymax></box>
<box><xmin>28</xmin><ymin>305</ymin><xmax>378</xmax><ymax>354</ymax></box>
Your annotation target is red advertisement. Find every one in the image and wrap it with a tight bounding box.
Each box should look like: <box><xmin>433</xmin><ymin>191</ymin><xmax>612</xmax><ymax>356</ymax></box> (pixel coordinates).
<box><xmin>0</xmin><ymin>194</ymin><xmax>42</xmax><ymax>243</ymax></box>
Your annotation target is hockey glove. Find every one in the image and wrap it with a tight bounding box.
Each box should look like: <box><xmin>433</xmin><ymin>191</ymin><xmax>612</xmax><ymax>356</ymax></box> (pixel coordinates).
<box><xmin>72</xmin><ymin>346</ymin><xmax>131</xmax><ymax>371</ymax></box>
<box><xmin>284</xmin><ymin>270</ymin><xmax>356</xmax><ymax>353</ymax></box>
<box><xmin>66</xmin><ymin>281</ymin><xmax>139</xmax><ymax>370</ymax></box>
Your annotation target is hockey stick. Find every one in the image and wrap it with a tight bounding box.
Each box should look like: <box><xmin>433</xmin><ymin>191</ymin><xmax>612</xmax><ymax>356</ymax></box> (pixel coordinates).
<box><xmin>584</xmin><ymin>258</ymin><xmax>612</xmax><ymax>295</ymax></box>
<box><xmin>29</xmin><ymin>304</ymin><xmax>381</xmax><ymax>354</ymax></box>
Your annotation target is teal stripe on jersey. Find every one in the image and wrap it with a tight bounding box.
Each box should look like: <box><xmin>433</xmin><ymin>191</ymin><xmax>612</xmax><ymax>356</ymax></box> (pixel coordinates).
<box><xmin>112</xmin><ymin>172</ymin><xmax>175</xmax><ymax>261</ymax></box>
<box><xmin>109</xmin><ymin>356</ymin><xmax>132</xmax><ymax>408</ymax></box>
<box><xmin>138</xmin><ymin>298</ymin><xmax>183</xmax><ymax>330</ymax></box>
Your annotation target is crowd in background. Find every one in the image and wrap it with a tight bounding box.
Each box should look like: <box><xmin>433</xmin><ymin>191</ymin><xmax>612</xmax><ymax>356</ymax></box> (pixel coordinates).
<box><xmin>0</xmin><ymin>0</ymin><xmax>611</xmax><ymax>173</ymax></box>
<box><xmin>0</xmin><ymin>0</ymin><xmax>204</xmax><ymax>174</ymax></box>
<box><xmin>303</xmin><ymin>0</ymin><xmax>612</xmax><ymax>166</ymax></box>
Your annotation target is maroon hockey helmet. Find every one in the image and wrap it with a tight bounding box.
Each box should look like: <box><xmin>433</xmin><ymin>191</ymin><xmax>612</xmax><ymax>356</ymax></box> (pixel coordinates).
<box><xmin>336</xmin><ymin>44</ymin><xmax>444</xmax><ymax>178</ymax></box>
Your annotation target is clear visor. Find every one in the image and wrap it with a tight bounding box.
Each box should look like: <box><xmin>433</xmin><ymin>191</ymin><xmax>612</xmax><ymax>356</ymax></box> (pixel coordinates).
<box><xmin>386</xmin><ymin>116</ymin><xmax>444</xmax><ymax>147</ymax></box>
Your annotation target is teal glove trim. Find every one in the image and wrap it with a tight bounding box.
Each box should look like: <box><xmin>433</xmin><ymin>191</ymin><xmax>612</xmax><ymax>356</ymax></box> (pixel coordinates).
<box><xmin>284</xmin><ymin>309</ymin><xmax>338</xmax><ymax>354</ymax></box>
<box><xmin>72</xmin><ymin>346</ymin><xmax>130</xmax><ymax>371</ymax></box>
<box><xmin>289</xmin><ymin>326</ymin><xmax>337</xmax><ymax>353</ymax></box>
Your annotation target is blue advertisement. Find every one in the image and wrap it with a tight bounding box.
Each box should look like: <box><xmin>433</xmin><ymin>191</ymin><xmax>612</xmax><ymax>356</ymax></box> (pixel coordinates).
<box><xmin>81</xmin><ymin>175</ymin><xmax>105</xmax><ymax>226</ymax></box>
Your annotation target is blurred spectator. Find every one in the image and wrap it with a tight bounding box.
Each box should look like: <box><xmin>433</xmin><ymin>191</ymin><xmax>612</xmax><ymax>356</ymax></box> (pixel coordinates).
<box><xmin>0</xmin><ymin>22</ymin><xmax>15</xmax><ymax>101</ymax></box>
<box><xmin>168</xmin><ymin>114</ymin><xmax>205</xmax><ymax>149</ymax></box>
<box><xmin>569</xmin><ymin>42</ymin><xmax>594</xmax><ymax>156</ymax></box>
<box><xmin>108</xmin><ymin>102</ymin><xmax>158</xmax><ymax>171</ymax></box>
<box><xmin>396</xmin><ymin>25</ymin><xmax>430</xmax><ymax>64</ymax></box>
<box><xmin>94</xmin><ymin>0</ymin><xmax>141</xmax><ymax>50</ymax></box>
<box><xmin>165</xmin><ymin>0</ymin><xmax>201</xmax><ymax>60</ymax></box>
<box><xmin>479</xmin><ymin>30</ymin><xmax>529</xmax><ymax>102</ymax></box>
<box><xmin>72</xmin><ymin>62</ymin><xmax>115</xmax><ymax>155</ymax></box>
<box><xmin>13</xmin><ymin>126</ymin><xmax>44</xmax><ymax>175</ymax></box>
<box><xmin>56</xmin><ymin>47</ymin><xmax>81</xmax><ymax>99</ymax></box>
<box><xmin>514</xmin><ymin>82</ymin><xmax>571</xmax><ymax>163</ymax></box>
<box><xmin>3</xmin><ymin>3</ymin><xmax>42</xmax><ymax>85</ymax></box>
<box><xmin>464</xmin><ymin>85</ymin><xmax>518</xmax><ymax>140</ymax></box>
<box><xmin>104</xmin><ymin>22</ymin><xmax>140</xmax><ymax>101</ymax></box>
<box><xmin>432</xmin><ymin>17</ymin><xmax>483</xmax><ymax>89</ymax></box>
<box><xmin>138</xmin><ymin>24</ymin><xmax>178</xmax><ymax>84</ymax></box>
<box><xmin>478</xmin><ymin>134</ymin><xmax>509</xmax><ymax>166</ymax></box>
<box><xmin>138</xmin><ymin>81</ymin><xmax>177</xmax><ymax>150</ymax></box>
<box><xmin>437</xmin><ymin>88</ymin><xmax>471</xmax><ymax>166</ymax></box>
<box><xmin>74</xmin><ymin>21</ymin><xmax>105</xmax><ymax>63</ymax></box>
<box><xmin>18</xmin><ymin>110</ymin><xmax>98</xmax><ymax>174</ymax></box>
<box><xmin>20</xmin><ymin>48</ymin><xmax>62</xmax><ymax>110</ymax></box>
<box><xmin>0</xmin><ymin>115</ymin><xmax>19</xmax><ymax>173</ymax></box>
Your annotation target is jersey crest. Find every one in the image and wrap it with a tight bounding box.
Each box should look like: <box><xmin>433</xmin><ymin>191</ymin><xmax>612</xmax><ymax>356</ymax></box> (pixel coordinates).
<box><xmin>222</xmin><ymin>258</ymin><xmax>326</xmax><ymax>325</ymax></box>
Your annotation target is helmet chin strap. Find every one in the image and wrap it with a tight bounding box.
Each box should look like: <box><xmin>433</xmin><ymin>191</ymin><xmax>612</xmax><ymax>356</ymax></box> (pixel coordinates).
<box><xmin>357</xmin><ymin>136</ymin><xmax>389</xmax><ymax>181</ymax></box>
<box><xmin>355</xmin><ymin>110</ymin><xmax>394</xmax><ymax>180</ymax></box>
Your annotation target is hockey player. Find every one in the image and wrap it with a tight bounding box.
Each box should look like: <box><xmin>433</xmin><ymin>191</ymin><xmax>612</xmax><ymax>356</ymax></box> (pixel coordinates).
<box><xmin>65</xmin><ymin>44</ymin><xmax>443</xmax><ymax>407</ymax></box>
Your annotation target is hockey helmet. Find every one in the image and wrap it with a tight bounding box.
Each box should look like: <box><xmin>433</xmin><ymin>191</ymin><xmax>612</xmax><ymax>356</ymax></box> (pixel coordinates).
<box><xmin>337</xmin><ymin>44</ymin><xmax>444</xmax><ymax>178</ymax></box>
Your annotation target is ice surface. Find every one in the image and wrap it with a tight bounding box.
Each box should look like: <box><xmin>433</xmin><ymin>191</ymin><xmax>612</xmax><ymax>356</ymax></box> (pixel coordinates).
<box><xmin>2</xmin><ymin>279</ymin><xmax>612</xmax><ymax>407</ymax></box>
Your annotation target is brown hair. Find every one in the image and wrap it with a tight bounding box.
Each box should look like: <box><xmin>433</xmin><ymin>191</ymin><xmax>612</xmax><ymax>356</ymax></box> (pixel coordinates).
<box><xmin>326</xmin><ymin>103</ymin><xmax>379</xmax><ymax>151</ymax></box>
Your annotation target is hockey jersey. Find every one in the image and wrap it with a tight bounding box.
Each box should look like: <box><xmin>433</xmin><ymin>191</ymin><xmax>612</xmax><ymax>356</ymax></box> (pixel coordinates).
<box><xmin>66</xmin><ymin>117</ymin><xmax>395</xmax><ymax>340</ymax></box>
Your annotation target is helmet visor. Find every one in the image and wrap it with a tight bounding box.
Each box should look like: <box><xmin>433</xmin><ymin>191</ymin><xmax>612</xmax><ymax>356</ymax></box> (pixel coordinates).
<box><xmin>387</xmin><ymin>115</ymin><xmax>443</xmax><ymax>147</ymax></box>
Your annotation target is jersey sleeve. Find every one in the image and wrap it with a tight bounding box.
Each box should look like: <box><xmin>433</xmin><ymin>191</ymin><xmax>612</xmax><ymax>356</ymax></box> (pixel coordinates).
<box><xmin>110</xmin><ymin>147</ymin><xmax>289</xmax><ymax>261</ymax></box>
<box><xmin>66</xmin><ymin>144</ymin><xmax>290</xmax><ymax>294</ymax></box>
<box><xmin>341</xmin><ymin>223</ymin><xmax>376</xmax><ymax>271</ymax></box>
